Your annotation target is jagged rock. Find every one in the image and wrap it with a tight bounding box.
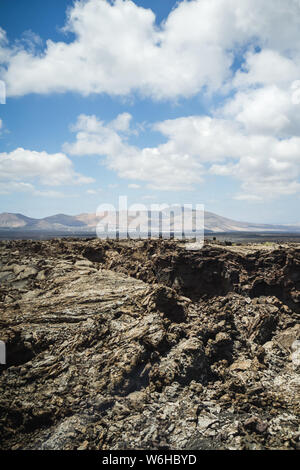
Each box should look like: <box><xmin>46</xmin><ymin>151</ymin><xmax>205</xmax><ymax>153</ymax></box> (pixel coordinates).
<box><xmin>291</xmin><ymin>340</ymin><xmax>300</xmax><ymax>371</ymax></box>
<box><xmin>142</xmin><ymin>285</ymin><xmax>187</xmax><ymax>322</ymax></box>
<box><xmin>0</xmin><ymin>239</ymin><xmax>299</xmax><ymax>450</ymax></box>
<box><xmin>243</xmin><ymin>416</ymin><xmax>268</xmax><ymax>434</ymax></box>
<box><xmin>149</xmin><ymin>337</ymin><xmax>208</xmax><ymax>391</ymax></box>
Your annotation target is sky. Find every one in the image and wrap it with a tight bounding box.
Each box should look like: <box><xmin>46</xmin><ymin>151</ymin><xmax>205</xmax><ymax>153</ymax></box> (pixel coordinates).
<box><xmin>0</xmin><ymin>0</ymin><xmax>300</xmax><ymax>223</ymax></box>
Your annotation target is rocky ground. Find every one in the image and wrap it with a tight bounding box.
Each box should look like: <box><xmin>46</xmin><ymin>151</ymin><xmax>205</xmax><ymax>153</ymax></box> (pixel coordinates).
<box><xmin>0</xmin><ymin>238</ymin><xmax>299</xmax><ymax>450</ymax></box>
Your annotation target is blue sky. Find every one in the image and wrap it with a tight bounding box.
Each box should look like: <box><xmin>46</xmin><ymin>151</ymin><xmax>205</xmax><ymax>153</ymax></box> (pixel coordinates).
<box><xmin>0</xmin><ymin>0</ymin><xmax>300</xmax><ymax>223</ymax></box>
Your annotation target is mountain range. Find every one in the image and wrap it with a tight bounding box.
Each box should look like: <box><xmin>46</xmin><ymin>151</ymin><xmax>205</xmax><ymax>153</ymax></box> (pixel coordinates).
<box><xmin>0</xmin><ymin>211</ymin><xmax>300</xmax><ymax>234</ymax></box>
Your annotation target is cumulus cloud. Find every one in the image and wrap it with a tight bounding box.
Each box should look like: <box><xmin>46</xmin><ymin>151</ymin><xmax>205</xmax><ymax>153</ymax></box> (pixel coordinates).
<box><xmin>65</xmin><ymin>114</ymin><xmax>126</xmax><ymax>157</ymax></box>
<box><xmin>0</xmin><ymin>181</ymin><xmax>67</xmax><ymax>198</ymax></box>
<box><xmin>1</xmin><ymin>0</ymin><xmax>300</xmax><ymax>99</ymax></box>
<box><xmin>233</xmin><ymin>49</ymin><xmax>300</xmax><ymax>90</ymax></box>
<box><xmin>0</xmin><ymin>181</ymin><xmax>36</xmax><ymax>195</ymax></box>
<box><xmin>0</xmin><ymin>147</ymin><xmax>94</xmax><ymax>195</ymax></box>
<box><xmin>221</xmin><ymin>86</ymin><xmax>300</xmax><ymax>138</ymax></box>
<box><xmin>2</xmin><ymin>0</ymin><xmax>300</xmax><ymax>202</ymax></box>
<box><xmin>65</xmin><ymin>113</ymin><xmax>204</xmax><ymax>191</ymax></box>
<box><xmin>209</xmin><ymin>129</ymin><xmax>300</xmax><ymax>198</ymax></box>
<box><xmin>64</xmin><ymin>112</ymin><xmax>300</xmax><ymax>199</ymax></box>
<box><xmin>109</xmin><ymin>113</ymin><xmax>133</xmax><ymax>132</ymax></box>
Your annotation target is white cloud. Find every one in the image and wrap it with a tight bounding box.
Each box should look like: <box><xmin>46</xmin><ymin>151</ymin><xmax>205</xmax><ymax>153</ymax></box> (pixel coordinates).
<box><xmin>35</xmin><ymin>189</ymin><xmax>67</xmax><ymax>198</ymax></box>
<box><xmin>0</xmin><ymin>181</ymin><xmax>36</xmax><ymax>195</ymax></box>
<box><xmin>2</xmin><ymin>0</ymin><xmax>300</xmax><ymax>203</ymax></box>
<box><xmin>234</xmin><ymin>49</ymin><xmax>300</xmax><ymax>89</ymax></box>
<box><xmin>155</xmin><ymin>117</ymin><xmax>300</xmax><ymax>198</ymax></box>
<box><xmin>87</xmin><ymin>188</ymin><xmax>102</xmax><ymax>195</ymax></box>
<box><xmin>210</xmin><ymin>132</ymin><xmax>300</xmax><ymax>198</ymax></box>
<box><xmin>2</xmin><ymin>0</ymin><xmax>300</xmax><ymax>99</ymax></box>
<box><xmin>109</xmin><ymin>113</ymin><xmax>132</xmax><ymax>132</ymax></box>
<box><xmin>0</xmin><ymin>147</ymin><xmax>94</xmax><ymax>195</ymax></box>
<box><xmin>65</xmin><ymin>111</ymin><xmax>300</xmax><ymax>199</ymax></box>
<box><xmin>0</xmin><ymin>181</ymin><xmax>66</xmax><ymax>198</ymax></box>
<box><xmin>221</xmin><ymin>85</ymin><xmax>300</xmax><ymax>138</ymax></box>
<box><xmin>128</xmin><ymin>183</ymin><xmax>141</xmax><ymax>189</ymax></box>
<box><xmin>65</xmin><ymin>113</ymin><xmax>204</xmax><ymax>191</ymax></box>
<box><xmin>64</xmin><ymin>114</ymin><xmax>126</xmax><ymax>157</ymax></box>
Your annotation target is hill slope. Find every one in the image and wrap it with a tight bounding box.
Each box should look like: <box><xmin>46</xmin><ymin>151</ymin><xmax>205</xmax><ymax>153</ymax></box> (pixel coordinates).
<box><xmin>0</xmin><ymin>211</ymin><xmax>299</xmax><ymax>233</ymax></box>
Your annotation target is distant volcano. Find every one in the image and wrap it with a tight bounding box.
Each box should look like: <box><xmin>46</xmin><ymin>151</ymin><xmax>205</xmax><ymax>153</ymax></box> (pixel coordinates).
<box><xmin>0</xmin><ymin>211</ymin><xmax>300</xmax><ymax>234</ymax></box>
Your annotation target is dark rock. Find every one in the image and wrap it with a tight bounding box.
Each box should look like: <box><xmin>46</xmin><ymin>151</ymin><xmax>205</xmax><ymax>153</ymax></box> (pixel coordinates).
<box><xmin>0</xmin><ymin>239</ymin><xmax>299</xmax><ymax>450</ymax></box>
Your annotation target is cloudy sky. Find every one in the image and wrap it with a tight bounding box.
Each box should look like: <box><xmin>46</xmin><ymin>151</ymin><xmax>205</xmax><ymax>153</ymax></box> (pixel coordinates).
<box><xmin>1</xmin><ymin>0</ymin><xmax>300</xmax><ymax>223</ymax></box>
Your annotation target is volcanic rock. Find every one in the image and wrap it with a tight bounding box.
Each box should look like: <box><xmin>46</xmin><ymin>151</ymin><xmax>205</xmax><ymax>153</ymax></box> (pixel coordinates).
<box><xmin>0</xmin><ymin>239</ymin><xmax>299</xmax><ymax>450</ymax></box>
